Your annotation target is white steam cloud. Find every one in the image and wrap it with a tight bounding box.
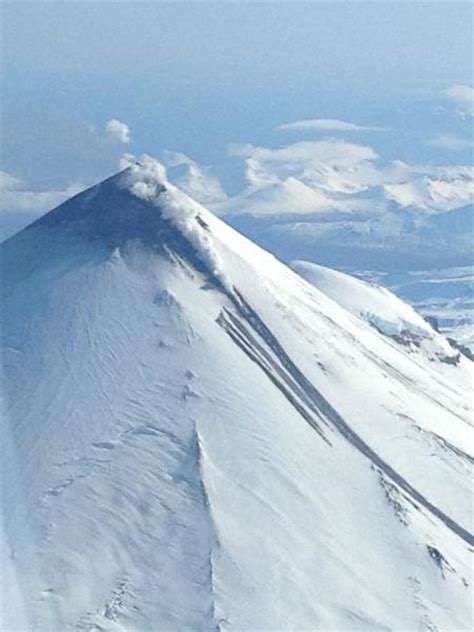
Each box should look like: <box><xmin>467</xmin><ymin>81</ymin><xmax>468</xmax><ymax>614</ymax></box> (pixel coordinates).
<box><xmin>106</xmin><ymin>119</ymin><xmax>131</xmax><ymax>144</ymax></box>
<box><xmin>120</xmin><ymin>154</ymin><xmax>228</xmax><ymax>288</ymax></box>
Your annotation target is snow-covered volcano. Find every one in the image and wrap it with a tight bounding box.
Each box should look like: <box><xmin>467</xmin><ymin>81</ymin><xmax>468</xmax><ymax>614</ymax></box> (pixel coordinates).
<box><xmin>1</xmin><ymin>156</ymin><xmax>472</xmax><ymax>631</ymax></box>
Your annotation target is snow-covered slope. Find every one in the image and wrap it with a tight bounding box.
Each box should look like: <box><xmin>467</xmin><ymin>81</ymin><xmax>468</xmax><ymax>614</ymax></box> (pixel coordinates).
<box><xmin>2</xmin><ymin>156</ymin><xmax>473</xmax><ymax>631</ymax></box>
<box><xmin>291</xmin><ymin>260</ymin><xmax>469</xmax><ymax>371</ymax></box>
<box><xmin>375</xmin><ymin>266</ymin><xmax>474</xmax><ymax>355</ymax></box>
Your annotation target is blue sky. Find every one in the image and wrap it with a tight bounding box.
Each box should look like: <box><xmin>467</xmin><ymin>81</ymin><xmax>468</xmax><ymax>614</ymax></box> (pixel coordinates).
<box><xmin>1</xmin><ymin>1</ymin><xmax>472</xmax><ymax>229</ymax></box>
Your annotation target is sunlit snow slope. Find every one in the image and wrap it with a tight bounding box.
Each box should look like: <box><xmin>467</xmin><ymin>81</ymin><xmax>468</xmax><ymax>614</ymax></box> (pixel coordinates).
<box><xmin>290</xmin><ymin>260</ymin><xmax>471</xmax><ymax>375</ymax></box>
<box><xmin>2</xmin><ymin>157</ymin><xmax>473</xmax><ymax>631</ymax></box>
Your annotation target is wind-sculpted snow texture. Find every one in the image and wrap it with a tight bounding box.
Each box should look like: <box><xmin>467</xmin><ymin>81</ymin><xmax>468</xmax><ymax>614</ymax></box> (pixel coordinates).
<box><xmin>1</xmin><ymin>158</ymin><xmax>473</xmax><ymax>631</ymax></box>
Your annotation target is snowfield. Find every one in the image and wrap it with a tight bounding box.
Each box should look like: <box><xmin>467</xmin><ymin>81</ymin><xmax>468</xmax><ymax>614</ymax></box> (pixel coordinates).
<box><xmin>374</xmin><ymin>266</ymin><xmax>474</xmax><ymax>355</ymax></box>
<box><xmin>290</xmin><ymin>261</ymin><xmax>468</xmax><ymax>374</ymax></box>
<box><xmin>1</xmin><ymin>156</ymin><xmax>473</xmax><ymax>631</ymax></box>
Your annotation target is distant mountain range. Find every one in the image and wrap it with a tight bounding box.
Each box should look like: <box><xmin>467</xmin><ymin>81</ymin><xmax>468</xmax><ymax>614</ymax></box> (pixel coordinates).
<box><xmin>223</xmin><ymin>202</ymin><xmax>473</xmax><ymax>271</ymax></box>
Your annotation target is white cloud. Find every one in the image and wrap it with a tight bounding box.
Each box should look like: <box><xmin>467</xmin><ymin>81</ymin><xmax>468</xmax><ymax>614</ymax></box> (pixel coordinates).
<box><xmin>233</xmin><ymin>139</ymin><xmax>380</xmax><ymax>193</ymax></box>
<box><xmin>444</xmin><ymin>84</ymin><xmax>474</xmax><ymax>117</ymax></box>
<box><xmin>228</xmin><ymin>143</ymin><xmax>255</xmax><ymax>158</ymax></box>
<box><xmin>161</xmin><ymin>151</ymin><xmax>227</xmax><ymax>204</ymax></box>
<box><xmin>119</xmin><ymin>153</ymin><xmax>141</xmax><ymax>171</ymax></box>
<box><xmin>217</xmin><ymin>139</ymin><xmax>383</xmax><ymax>217</ymax></box>
<box><xmin>221</xmin><ymin>138</ymin><xmax>474</xmax><ymax>217</ymax></box>
<box><xmin>0</xmin><ymin>171</ymin><xmax>82</xmax><ymax>213</ymax></box>
<box><xmin>0</xmin><ymin>170</ymin><xmax>83</xmax><ymax>239</ymax></box>
<box><xmin>106</xmin><ymin>119</ymin><xmax>131</xmax><ymax>144</ymax></box>
<box><xmin>1</xmin><ymin>186</ymin><xmax>81</xmax><ymax>213</ymax></box>
<box><xmin>278</xmin><ymin>118</ymin><xmax>385</xmax><ymax>132</ymax></box>
<box><xmin>428</xmin><ymin>134</ymin><xmax>473</xmax><ymax>151</ymax></box>
<box><xmin>0</xmin><ymin>171</ymin><xmax>22</xmax><ymax>191</ymax></box>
